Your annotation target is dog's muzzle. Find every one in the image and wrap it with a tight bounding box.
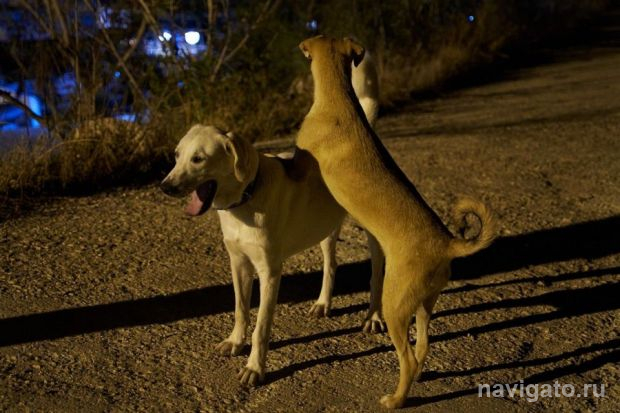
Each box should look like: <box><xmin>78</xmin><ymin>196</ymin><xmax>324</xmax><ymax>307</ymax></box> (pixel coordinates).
<box><xmin>160</xmin><ymin>179</ymin><xmax>182</xmax><ymax>197</ymax></box>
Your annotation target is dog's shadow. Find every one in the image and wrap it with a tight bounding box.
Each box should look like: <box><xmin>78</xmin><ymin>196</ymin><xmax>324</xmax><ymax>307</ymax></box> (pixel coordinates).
<box><xmin>405</xmin><ymin>339</ymin><xmax>620</xmax><ymax>407</ymax></box>
<box><xmin>1</xmin><ymin>214</ymin><xmax>619</xmax><ymax>404</ymax></box>
<box><xmin>267</xmin><ymin>214</ymin><xmax>620</xmax><ymax>386</ymax></box>
<box><xmin>0</xmin><ymin>215</ymin><xmax>618</xmax><ymax>349</ymax></box>
<box><xmin>265</xmin><ymin>276</ymin><xmax>620</xmax><ymax>386</ymax></box>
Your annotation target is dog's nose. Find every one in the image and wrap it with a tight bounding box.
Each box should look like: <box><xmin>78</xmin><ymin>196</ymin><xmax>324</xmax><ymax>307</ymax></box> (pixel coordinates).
<box><xmin>160</xmin><ymin>180</ymin><xmax>180</xmax><ymax>196</ymax></box>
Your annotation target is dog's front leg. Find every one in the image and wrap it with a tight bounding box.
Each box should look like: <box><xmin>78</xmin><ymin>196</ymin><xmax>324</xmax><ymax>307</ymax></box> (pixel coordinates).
<box><xmin>309</xmin><ymin>226</ymin><xmax>340</xmax><ymax>317</ymax></box>
<box><xmin>215</xmin><ymin>251</ymin><xmax>254</xmax><ymax>356</ymax></box>
<box><xmin>363</xmin><ymin>231</ymin><xmax>386</xmax><ymax>333</ymax></box>
<box><xmin>238</xmin><ymin>262</ymin><xmax>282</xmax><ymax>387</ymax></box>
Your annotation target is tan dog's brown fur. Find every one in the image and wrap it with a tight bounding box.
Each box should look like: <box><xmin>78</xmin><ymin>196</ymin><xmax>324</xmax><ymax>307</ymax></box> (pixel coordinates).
<box><xmin>296</xmin><ymin>36</ymin><xmax>496</xmax><ymax>409</ymax></box>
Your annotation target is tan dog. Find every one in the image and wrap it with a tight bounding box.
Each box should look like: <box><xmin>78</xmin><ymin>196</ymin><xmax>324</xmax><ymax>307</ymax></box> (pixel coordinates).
<box><xmin>296</xmin><ymin>36</ymin><xmax>496</xmax><ymax>409</ymax></box>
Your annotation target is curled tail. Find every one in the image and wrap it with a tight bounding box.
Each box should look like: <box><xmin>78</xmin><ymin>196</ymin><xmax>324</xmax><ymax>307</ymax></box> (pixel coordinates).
<box><xmin>448</xmin><ymin>197</ymin><xmax>497</xmax><ymax>258</ymax></box>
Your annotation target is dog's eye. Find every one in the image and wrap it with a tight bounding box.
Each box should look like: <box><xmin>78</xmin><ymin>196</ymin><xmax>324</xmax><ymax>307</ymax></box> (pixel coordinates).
<box><xmin>191</xmin><ymin>155</ymin><xmax>204</xmax><ymax>164</ymax></box>
<box><xmin>174</xmin><ymin>151</ymin><xmax>179</xmax><ymax>159</ymax></box>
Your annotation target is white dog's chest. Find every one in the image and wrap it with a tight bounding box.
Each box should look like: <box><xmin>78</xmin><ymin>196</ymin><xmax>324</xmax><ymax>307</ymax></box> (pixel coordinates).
<box><xmin>218</xmin><ymin>210</ymin><xmax>266</xmax><ymax>240</ymax></box>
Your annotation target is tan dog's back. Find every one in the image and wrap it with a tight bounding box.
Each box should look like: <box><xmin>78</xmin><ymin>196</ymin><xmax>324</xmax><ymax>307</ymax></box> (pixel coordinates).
<box><xmin>297</xmin><ymin>38</ymin><xmax>452</xmax><ymax>259</ymax></box>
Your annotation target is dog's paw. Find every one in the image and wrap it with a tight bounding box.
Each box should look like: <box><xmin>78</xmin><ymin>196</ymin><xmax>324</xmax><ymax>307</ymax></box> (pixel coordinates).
<box><xmin>215</xmin><ymin>339</ymin><xmax>244</xmax><ymax>357</ymax></box>
<box><xmin>413</xmin><ymin>363</ymin><xmax>426</xmax><ymax>382</ymax></box>
<box><xmin>362</xmin><ymin>314</ymin><xmax>385</xmax><ymax>334</ymax></box>
<box><xmin>379</xmin><ymin>393</ymin><xmax>405</xmax><ymax>409</ymax></box>
<box><xmin>237</xmin><ymin>366</ymin><xmax>264</xmax><ymax>387</ymax></box>
<box><xmin>414</xmin><ymin>369</ymin><xmax>423</xmax><ymax>382</ymax></box>
<box><xmin>308</xmin><ymin>302</ymin><xmax>330</xmax><ymax>318</ymax></box>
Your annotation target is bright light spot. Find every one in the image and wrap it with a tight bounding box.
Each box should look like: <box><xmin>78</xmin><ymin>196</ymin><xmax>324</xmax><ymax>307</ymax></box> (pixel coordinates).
<box><xmin>114</xmin><ymin>71</ymin><xmax>121</xmax><ymax>78</ymax></box>
<box><xmin>158</xmin><ymin>31</ymin><xmax>172</xmax><ymax>42</ymax></box>
<box><xmin>97</xmin><ymin>7</ymin><xmax>112</xmax><ymax>29</ymax></box>
<box><xmin>468</xmin><ymin>15</ymin><xmax>475</xmax><ymax>23</ymax></box>
<box><xmin>184</xmin><ymin>31</ymin><xmax>200</xmax><ymax>45</ymax></box>
<box><xmin>114</xmin><ymin>113</ymin><xmax>137</xmax><ymax>123</ymax></box>
<box><xmin>306</xmin><ymin>19</ymin><xmax>318</xmax><ymax>31</ymax></box>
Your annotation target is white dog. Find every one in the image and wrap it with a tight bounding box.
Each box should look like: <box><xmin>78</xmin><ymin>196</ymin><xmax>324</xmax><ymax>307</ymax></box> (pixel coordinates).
<box><xmin>160</xmin><ymin>54</ymin><xmax>383</xmax><ymax>386</ymax></box>
<box><xmin>351</xmin><ymin>50</ymin><xmax>380</xmax><ymax>126</ymax></box>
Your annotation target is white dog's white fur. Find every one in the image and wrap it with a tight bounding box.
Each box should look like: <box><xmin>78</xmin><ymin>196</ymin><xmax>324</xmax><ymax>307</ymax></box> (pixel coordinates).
<box><xmin>351</xmin><ymin>50</ymin><xmax>379</xmax><ymax>126</ymax></box>
<box><xmin>160</xmin><ymin>53</ymin><xmax>382</xmax><ymax>386</ymax></box>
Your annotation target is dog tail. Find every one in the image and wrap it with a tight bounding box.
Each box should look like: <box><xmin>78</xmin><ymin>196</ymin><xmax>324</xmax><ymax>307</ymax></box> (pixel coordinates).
<box><xmin>448</xmin><ymin>197</ymin><xmax>497</xmax><ymax>258</ymax></box>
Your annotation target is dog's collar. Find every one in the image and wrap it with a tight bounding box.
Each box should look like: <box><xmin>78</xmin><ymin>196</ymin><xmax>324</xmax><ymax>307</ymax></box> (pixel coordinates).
<box><xmin>215</xmin><ymin>173</ymin><xmax>258</xmax><ymax>211</ymax></box>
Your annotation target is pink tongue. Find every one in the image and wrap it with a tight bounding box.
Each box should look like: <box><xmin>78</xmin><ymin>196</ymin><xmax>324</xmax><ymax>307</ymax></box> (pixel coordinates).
<box><xmin>185</xmin><ymin>191</ymin><xmax>204</xmax><ymax>216</ymax></box>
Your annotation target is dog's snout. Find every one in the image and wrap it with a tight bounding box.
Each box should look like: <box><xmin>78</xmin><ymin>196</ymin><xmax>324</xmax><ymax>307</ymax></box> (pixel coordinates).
<box><xmin>160</xmin><ymin>179</ymin><xmax>180</xmax><ymax>196</ymax></box>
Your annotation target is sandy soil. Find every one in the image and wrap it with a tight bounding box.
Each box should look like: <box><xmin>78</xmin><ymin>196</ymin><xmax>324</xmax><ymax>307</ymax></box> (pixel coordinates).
<box><xmin>2</xmin><ymin>15</ymin><xmax>620</xmax><ymax>413</ymax></box>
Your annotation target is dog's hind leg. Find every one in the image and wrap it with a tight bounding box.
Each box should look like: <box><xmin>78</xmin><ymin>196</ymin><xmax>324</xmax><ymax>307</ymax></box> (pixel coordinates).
<box><xmin>309</xmin><ymin>226</ymin><xmax>341</xmax><ymax>317</ymax></box>
<box><xmin>363</xmin><ymin>231</ymin><xmax>385</xmax><ymax>333</ymax></box>
<box><xmin>413</xmin><ymin>291</ymin><xmax>440</xmax><ymax>381</ymax></box>
<box><xmin>215</xmin><ymin>251</ymin><xmax>254</xmax><ymax>356</ymax></box>
<box><xmin>380</xmin><ymin>265</ymin><xmax>420</xmax><ymax>409</ymax></box>
<box><xmin>414</xmin><ymin>264</ymin><xmax>449</xmax><ymax>381</ymax></box>
<box><xmin>238</xmin><ymin>262</ymin><xmax>282</xmax><ymax>386</ymax></box>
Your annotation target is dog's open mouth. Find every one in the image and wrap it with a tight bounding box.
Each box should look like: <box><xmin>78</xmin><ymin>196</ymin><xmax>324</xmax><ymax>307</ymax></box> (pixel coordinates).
<box><xmin>185</xmin><ymin>180</ymin><xmax>217</xmax><ymax>216</ymax></box>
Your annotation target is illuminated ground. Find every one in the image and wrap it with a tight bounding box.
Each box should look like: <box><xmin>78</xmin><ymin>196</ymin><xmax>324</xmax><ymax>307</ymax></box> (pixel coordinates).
<box><xmin>1</xmin><ymin>19</ymin><xmax>619</xmax><ymax>413</ymax></box>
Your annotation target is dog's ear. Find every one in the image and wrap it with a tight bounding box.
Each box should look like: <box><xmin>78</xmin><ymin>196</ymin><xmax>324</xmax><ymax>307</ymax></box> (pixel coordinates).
<box><xmin>299</xmin><ymin>39</ymin><xmax>312</xmax><ymax>60</ymax></box>
<box><xmin>343</xmin><ymin>37</ymin><xmax>365</xmax><ymax>67</ymax></box>
<box><xmin>224</xmin><ymin>134</ymin><xmax>254</xmax><ymax>182</ymax></box>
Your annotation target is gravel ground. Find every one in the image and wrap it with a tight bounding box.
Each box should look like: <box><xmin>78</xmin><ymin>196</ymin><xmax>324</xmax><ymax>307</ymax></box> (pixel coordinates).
<box><xmin>1</xmin><ymin>16</ymin><xmax>620</xmax><ymax>413</ymax></box>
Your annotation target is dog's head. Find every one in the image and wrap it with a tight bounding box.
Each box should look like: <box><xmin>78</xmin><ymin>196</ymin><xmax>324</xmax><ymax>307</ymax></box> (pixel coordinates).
<box><xmin>299</xmin><ymin>35</ymin><xmax>365</xmax><ymax>68</ymax></box>
<box><xmin>160</xmin><ymin>125</ymin><xmax>258</xmax><ymax>215</ymax></box>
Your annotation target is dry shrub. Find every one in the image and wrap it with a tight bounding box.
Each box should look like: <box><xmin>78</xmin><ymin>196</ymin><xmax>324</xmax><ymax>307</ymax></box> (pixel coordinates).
<box><xmin>57</xmin><ymin>119</ymin><xmax>149</xmax><ymax>185</ymax></box>
<box><xmin>379</xmin><ymin>0</ymin><xmax>609</xmax><ymax>102</ymax></box>
<box><xmin>148</xmin><ymin>66</ymin><xmax>311</xmax><ymax>144</ymax></box>
<box><xmin>0</xmin><ymin>0</ymin><xmax>610</xmax><ymax>200</ymax></box>
<box><xmin>0</xmin><ymin>118</ymin><xmax>173</xmax><ymax>195</ymax></box>
<box><xmin>380</xmin><ymin>0</ymin><xmax>517</xmax><ymax>101</ymax></box>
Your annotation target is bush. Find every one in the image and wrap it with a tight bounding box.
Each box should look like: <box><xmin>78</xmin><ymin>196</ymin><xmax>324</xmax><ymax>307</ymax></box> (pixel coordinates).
<box><xmin>0</xmin><ymin>0</ymin><xmax>610</xmax><ymax>198</ymax></box>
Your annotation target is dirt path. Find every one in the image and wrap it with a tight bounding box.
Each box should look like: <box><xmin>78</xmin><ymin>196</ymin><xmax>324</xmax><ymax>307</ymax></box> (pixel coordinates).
<box><xmin>2</xmin><ymin>18</ymin><xmax>620</xmax><ymax>413</ymax></box>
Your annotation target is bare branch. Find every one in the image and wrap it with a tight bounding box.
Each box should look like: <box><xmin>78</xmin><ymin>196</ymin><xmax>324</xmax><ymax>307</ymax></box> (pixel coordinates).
<box><xmin>47</xmin><ymin>0</ymin><xmax>70</xmax><ymax>47</ymax></box>
<box><xmin>121</xmin><ymin>17</ymin><xmax>148</xmax><ymax>63</ymax></box>
<box><xmin>209</xmin><ymin>1</ymin><xmax>232</xmax><ymax>81</ymax></box>
<box><xmin>98</xmin><ymin>26</ymin><xmax>145</xmax><ymax>106</ymax></box>
<box><xmin>205</xmin><ymin>0</ymin><xmax>216</xmax><ymax>60</ymax></box>
<box><xmin>209</xmin><ymin>0</ymin><xmax>282</xmax><ymax>81</ymax></box>
<box><xmin>82</xmin><ymin>2</ymin><xmax>146</xmax><ymax>109</ymax></box>
<box><xmin>226</xmin><ymin>0</ymin><xmax>282</xmax><ymax>58</ymax></box>
<box><xmin>15</xmin><ymin>0</ymin><xmax>72</xmax><ymax>62</ymax></box>
<box><xmin>0</xmin><ymin>90</ymin><xmax>46</xmax><ymax>125</ymax></box>
<box><xmin>15</xmin><ymin>0</ymin><xmax>53</xmax><ymax>38</ymax></box>
<box><xmin>134</xmin><ymin>0</ymin><xmax>176</xmax><ymax>59</ymax></box>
